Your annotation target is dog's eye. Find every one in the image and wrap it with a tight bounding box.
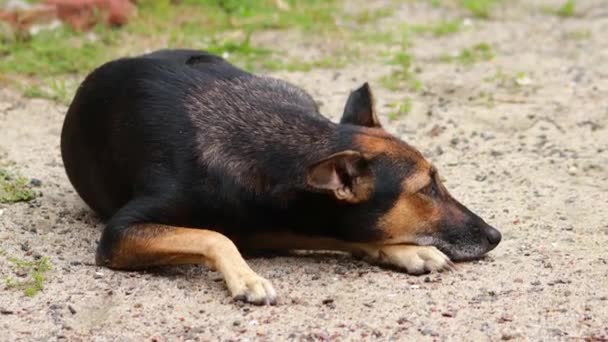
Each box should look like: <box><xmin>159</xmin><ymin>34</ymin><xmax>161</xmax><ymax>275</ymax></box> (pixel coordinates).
<box><xmin>420</xmin><ymin>182</ymin><xmax>438</xmax><ymax>198</ymax></box>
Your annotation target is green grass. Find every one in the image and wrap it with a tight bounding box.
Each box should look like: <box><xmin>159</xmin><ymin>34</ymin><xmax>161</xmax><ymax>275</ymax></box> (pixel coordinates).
<box><xmin>5</xmin><ymin>257</ymin><xmax>51</xmax><ymax>297</ymax></box>
<box><xmin>380</xmin><ymin>48</ymin><xmax>423</xmax><ymax>92</ymax></box>
<box><xmin>412</xmin><ymin>20</ymin><xmax>461</xmax><ymax>37</ymax></box>
<box><xmin>459</xmin><ymin>0</ymin><xmax>499</xmax><ymax>18</ymax></box>
<box><xmin>441</xmin><ymin>42</ymin><xmax>494</xmax><ymax>65</ymax></box>
<box><xmin>556</xmin><ymin>0</ymin><xmax>576</xmax><ymax>17</ymax></box>
<box><xmin>387</xmin><ymin>98</ymin><xmax>412</xmax><ymax>121</ymax></box>
<box><xmin>0</xmin><ymin>169</ymin><xmax>35</xmax><ymax>203</ymax></box>
<box><xmin>22</xmin><ymin>79</ymin><xmax>75</xmax><ymax>105</ymax></box>
<box><xmin>0</xmin><ymin>1</ymin><xmax>339</xmax><ymax>77</ymax></box>
<box><xmin>0</xmin><ymin>0</ymin><xmax>345</xmax><ymax>101</ymax></box>
<box><xmin>348</xmin><ymin>8</ymin><xmax>393</xmax><ymax>25</ymax></box>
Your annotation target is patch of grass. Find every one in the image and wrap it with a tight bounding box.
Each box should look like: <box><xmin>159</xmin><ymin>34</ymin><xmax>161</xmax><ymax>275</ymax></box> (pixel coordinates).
<box><xmin>459</xmin><ymin>0</ymin><xmax>499</xmax><ymax>19</ymax></box>
<box><xmin>556</xmin><ymin>0</ymin><xmax>576</xmax><ymax>17</ymax></box>
<box><xmin>429</xmin><ymin>0</ymin><xmax>442</xmax><ymax>7</ymax></box>
<box><xmin>0</xmin><ymin>26</ymin><xmax>116</xmax><ymax>76</ymax></box>
<box><xmin>134</xmin><ymin>0</ymin><xmax>338</xmax><ymax>34</ymax></box>
<box><xmin>22</xmin><ymin>79</ymin><xmax>75</xmax><ymax>105</ymax></box>
<box><xmin>262</xmin><ymin>55</ymin><xmax>348</xmax><ymax>72</ymax></box>
<box><xmin>6</xmin><ymin>257</ymin><xmax>51</xmax><ymax>297</ymax></box>
<box><xmin>387</xmin><ymin>98</ymin><xmax>412</xmax><ymax>121</ymax></box>
<box><xmin>563</xmin><ymin>29</ymin><xmax>591</xmax><ymax>40</ymax></box>
<box><xmin>0</xmin><ymin>169</ymin><xmax>36</xmax><ymax>203</ymax></box>
<box><xmin>380</xmin><ymin>51</ymin><xmax>423</xmax><ymax>92</ymax></box>
<box><xmin>203</xmin><ymin>34</ymin><xmax>273</xmax><ymax>71</ymax></box>
<box><xmin>412</xmin><ymin>20</ymin><xmax>461</xmax><ymax>37</ymax></box>
<box><xmin>484</xmin><ymin>68</ymin><xmax>533</xmax><ymax>89</ymax></box>
<box><xmin>348</xmin><ymin>8</ymin><xmax>393</xmax><ymax>25</ymax></box>
<box><xmin>441</xmin><ymin>42</ymin><xmax>494</xmax><ymax>65</ymax></box>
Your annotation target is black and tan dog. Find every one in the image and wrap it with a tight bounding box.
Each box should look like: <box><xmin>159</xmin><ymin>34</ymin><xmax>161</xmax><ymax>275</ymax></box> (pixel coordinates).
<box><xmin>61</xmin><ymin>49</ymin><xmax>501</xmax><ymax>305</ymax></box>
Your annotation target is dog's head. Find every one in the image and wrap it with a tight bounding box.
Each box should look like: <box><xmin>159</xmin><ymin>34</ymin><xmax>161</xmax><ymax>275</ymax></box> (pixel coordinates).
<box><xmin>306</xmin><ymin>83</ymin><xmax>501</xmax><ymax>261</ymax></box>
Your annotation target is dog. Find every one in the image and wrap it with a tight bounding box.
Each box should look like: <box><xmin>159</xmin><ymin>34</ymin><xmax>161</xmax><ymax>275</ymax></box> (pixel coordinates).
<box><xmin>60</xmin><ymin>49</ymin><xmax>501</xmax><ymax>305</ymax></box>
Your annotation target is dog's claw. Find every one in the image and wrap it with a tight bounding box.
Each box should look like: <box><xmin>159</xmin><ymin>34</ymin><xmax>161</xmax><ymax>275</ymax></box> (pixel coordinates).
<box><xmin>445</xmin><ymin>259</ymin><xmax>457</xmax><ymax>272</ymax></box>
<box><xmin>229</xmin><ymin>273</ymin><xmax>277</xmax><ymax>305</ymax></box>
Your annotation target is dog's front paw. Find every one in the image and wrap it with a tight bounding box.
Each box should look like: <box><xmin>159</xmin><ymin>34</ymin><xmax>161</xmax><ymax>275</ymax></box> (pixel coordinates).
<box><xmin>360</xmin><ymin>245</ymin><xmax>454</xmax><ymax>275</ymax></box>
<box><xmin>226</xmin><ymin>271</ymin><xmax>277</xmax><ymax>305</ymax></box>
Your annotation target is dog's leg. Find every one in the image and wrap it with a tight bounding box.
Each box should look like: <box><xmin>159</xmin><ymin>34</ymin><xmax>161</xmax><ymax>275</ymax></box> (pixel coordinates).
<box><xmin>236</xmin><ymin>233</ymin><xmax>453</xmax><ymax>275</ymax></box>
<box><xmin>97</xmin><ymin>224</ymin><xmax>276</xmax><ymax>305</ymax></box>
<box><xmin>352</xmin><ymin>244</ymin><xmax>455</xmax><ymax>275</ymax></box>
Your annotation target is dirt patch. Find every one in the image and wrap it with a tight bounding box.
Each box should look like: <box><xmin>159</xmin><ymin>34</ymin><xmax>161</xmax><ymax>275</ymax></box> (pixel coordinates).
<box><xmin>1</xmin><ymin>1</ymin><xmax>607</xmax><ymax>340</ymax></box>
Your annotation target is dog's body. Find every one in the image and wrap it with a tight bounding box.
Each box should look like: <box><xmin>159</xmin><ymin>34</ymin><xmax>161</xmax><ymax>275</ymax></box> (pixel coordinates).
<box><xmin>61</xmin><ymin>49</ymin><xmax>501</xmax><ymax>304</ymax></box>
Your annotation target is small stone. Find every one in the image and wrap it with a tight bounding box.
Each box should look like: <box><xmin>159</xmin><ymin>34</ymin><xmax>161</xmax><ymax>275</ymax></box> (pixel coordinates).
<box><xmin>30</xmin><ymin>179</ymin><xmax>42</xmax><ymax>187</ymax></box>
<box><xmin>322</xmin><ymin>298</ymin><xmax>334</xmax><ymax>305</ymax></box>
<box><xmin>502</xmin><ymin>333</ymin><xmax>515</xmax><ymax>340</ymax></box>
<box><xmin>68</xmin><ymin>305</ymin><xmax>76</xmax><ymax>315</ymax></box>
<box><xmin>93</xmin><ymin>272</ymin><xmax>104</xmax><ymax>279</ymax></box>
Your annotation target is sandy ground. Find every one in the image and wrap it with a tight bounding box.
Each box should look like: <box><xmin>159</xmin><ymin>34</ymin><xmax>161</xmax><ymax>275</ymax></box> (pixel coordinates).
<box><xmin>1</xmin><ymin>1</ymin><xmax>608</xmax><ymax>340</ymax></box>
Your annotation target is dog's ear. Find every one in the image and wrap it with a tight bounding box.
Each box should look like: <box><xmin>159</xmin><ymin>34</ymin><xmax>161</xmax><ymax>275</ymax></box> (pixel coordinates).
<box><xmin>306</xmin><ymin>150</ymin><xmax>374</xmax><ymax>203</ymax></box>
<box><xmin>340</xmin><ymin>82</ymin><xmax>381</xmax><ymax>128</ymax></box>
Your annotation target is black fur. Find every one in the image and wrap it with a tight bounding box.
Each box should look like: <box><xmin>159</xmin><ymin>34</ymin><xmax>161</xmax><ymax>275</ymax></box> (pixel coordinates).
<box><xmin>61</xmin><ymin>49</ymin><xmax>410</xmax><ymax>263</ymax></box>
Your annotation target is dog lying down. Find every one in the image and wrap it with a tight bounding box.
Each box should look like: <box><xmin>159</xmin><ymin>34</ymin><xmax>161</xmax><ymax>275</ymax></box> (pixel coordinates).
<box><xmin>60</xmin><ymin>49</ymin><xmax>501</xmax><ymax>305</ymax></box>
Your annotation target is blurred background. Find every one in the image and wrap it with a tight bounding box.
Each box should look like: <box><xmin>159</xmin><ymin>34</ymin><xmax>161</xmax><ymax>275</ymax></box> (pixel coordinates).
<box><xmin>0</xmin><ymin>0</ymin><xmax>591</xmax><ymax>105</ymax></box>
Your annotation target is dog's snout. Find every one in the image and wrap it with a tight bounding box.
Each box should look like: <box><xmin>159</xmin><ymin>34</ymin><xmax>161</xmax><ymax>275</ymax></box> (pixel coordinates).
<box><xmin>484</xmin><ymin>225</ymin><xmax>501</xmax><ymax>246</ymax></box>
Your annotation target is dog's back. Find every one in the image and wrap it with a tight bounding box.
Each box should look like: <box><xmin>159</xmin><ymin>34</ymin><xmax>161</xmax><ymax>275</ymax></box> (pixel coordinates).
<box><xmin>61</xmin><ymin>50</ymin><xmax>329</xmax><ymax>221</ymax></box>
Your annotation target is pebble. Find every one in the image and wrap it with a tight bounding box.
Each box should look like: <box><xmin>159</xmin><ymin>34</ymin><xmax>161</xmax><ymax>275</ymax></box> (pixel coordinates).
<box><xmin>93</xmin><ymin>272</ymin><xmax>104</xmax><ymax>279</ymax></box>
<box><xmin>0</xmin><ymin>309</ymin><xmax>14</xmax><ymax>315</ymax></box>
<box><xmin>502</xmin><ymin>333</ymin><xmax>516</xmax><ymax>340</ymax></box>
<box><xmin>322</xmin><ymin>298</ymin><xmax>334</xmax><ymax>305</ymax></box>
<box><xmin>68</xmin><ymin>305</ymin><xmax>76</xmax><ymax>315</ymax></box>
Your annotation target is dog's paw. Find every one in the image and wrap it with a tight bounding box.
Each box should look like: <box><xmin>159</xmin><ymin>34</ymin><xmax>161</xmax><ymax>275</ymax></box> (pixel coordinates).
<box><xmin>226</xmin><ymin>271</ymin><xmax>277</xmax><ymax>305</ymax></box>
<box><xmin>361</xmin><ymin>245</ymin><xmax>454</xmax><ymax>275</ymax></box>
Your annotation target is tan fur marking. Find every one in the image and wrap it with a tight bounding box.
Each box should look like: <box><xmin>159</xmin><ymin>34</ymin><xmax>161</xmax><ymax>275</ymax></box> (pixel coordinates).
<box><xmin>378</xmin><ymin>193</ymin><xmax>439</xmax><ymax>244</ymax></box>
<box><xmin>353</xmin><ymin>128</ymin><xmax>427</xmax><ymax>161</ymax></box>
<box><xmin>109</xmin><ymin>224</ymin><xmax>276</xmax><ymax>304</ymax></box>
<box><xmin>403</xmin><ymin>169</ymin><xmax>432</xmax><ymax>194</ymax></box>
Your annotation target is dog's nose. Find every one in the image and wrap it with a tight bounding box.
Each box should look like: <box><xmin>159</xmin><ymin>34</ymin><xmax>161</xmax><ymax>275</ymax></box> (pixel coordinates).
<box><xmin>484</xmin><ymin>226</ymin><xmax>502</xmax><ymax>246</ymax></box>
